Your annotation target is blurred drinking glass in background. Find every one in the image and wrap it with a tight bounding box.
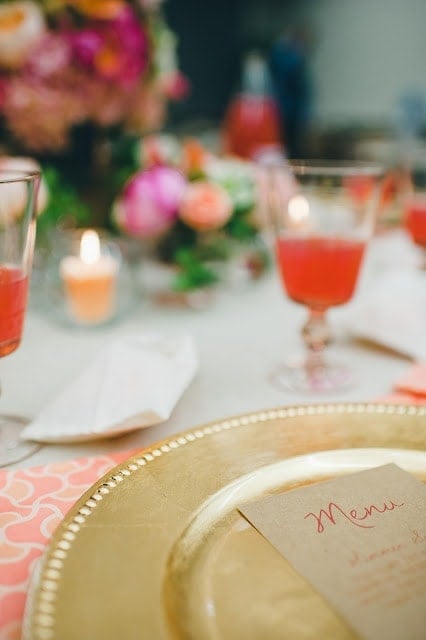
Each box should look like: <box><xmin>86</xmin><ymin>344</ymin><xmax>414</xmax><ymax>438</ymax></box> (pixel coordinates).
<box><xmin>404</xmin><ymin>161</ymin><xmax>426</xmax><ymax>269</ymax></box>
<box><xmin>0</xmin><ymin>169</ymin><xmax>40</xmax><ymax>466</ymax></box>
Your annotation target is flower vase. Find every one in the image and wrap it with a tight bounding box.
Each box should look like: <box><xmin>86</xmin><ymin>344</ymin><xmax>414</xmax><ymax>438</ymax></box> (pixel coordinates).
<box><xmin>137</xmin><ymin>233</ymin><xmax>270</xmax><ymax>310</ymax></box>
<box><xmin>141</xmin><ymin>260</ymin><xmax>218</xmax><ymax>309</ymax></box>
<box><xmin>137</xmin><ymin>239</ymin><xmax>219</xmax><ymax>310</ymax></box>
<box><xmin>223</xmin><ymin>236</ymin><xmax>271</xmax><ymax>289</ymax></box>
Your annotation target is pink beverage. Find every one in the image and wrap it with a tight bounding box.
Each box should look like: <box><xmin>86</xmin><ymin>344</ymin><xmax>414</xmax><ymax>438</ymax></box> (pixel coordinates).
<box><xmin>0</xmin><ymin>265</ymin><xmax>29</xmax><ymax>357</ymax></box>
<box><xmin>405</xmin><ymin>196</ymin><xmax>426</xmax><ymax>248</ymax></box>
<box><xmin>276</xmin><ymin>236</ymin><xmax>366</xmax><ymax>311</ymax></box>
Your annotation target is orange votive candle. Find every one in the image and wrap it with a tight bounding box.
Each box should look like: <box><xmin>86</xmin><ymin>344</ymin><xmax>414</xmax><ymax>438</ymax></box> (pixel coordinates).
<box><xmin>60</xmin><ymin>230</ymin><xmax>119</xmax><ymax>324</ymax></box>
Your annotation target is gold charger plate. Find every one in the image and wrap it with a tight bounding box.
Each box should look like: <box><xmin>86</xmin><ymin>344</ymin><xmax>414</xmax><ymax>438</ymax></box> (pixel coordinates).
<box><xmin>25</xmin><ymin>403</ymin><xmax>426</xmax><ymax>640</ymax></box>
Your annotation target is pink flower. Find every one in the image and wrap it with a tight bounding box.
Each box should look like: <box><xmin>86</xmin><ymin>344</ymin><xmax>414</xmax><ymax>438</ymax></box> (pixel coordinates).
<box><xmin>25</xmin><ymin>33</ymin><xmax>71</xmax><ymax>78</ymax></box>
<box><xmin>71</xmin><ymin>7</ymin><xmax>148</xmax><ymax>88</ymax></box>
<box><xmin>179</xmin><ymin>182</ymin><xmax>233</xmax><ymax>232</ymax></box>
<box><xmin>160</xmin><ymin>71</ymin><xmax>190</xmax><ymax>101</ymax></box>
<box><xmin>0</xmin><ymin>76</ymin><xmax>7</xmax><ymax>110</ymax></box>
<box><xmin>85</xmin><ymin>79</ymin><xmax>129</xmax><ymax>126</ymax></box>
<box><xmin>3</xmin><ymin>75</ymin><xmax>86</xmax><ymax>151</ymax></box>
<box><xmin>0</xmin><ymin>2</ymin><xmax>180</xmax><ymax>151</ymax></box>
<box><xmin>112</xmin><ymin>166</ymin><xmax>186</xmax><ymax>238</ymax></box>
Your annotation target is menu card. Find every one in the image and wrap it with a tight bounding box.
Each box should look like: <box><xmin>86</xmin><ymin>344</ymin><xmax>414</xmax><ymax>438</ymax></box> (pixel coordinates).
<box><xmin>239</xmin><ymin>464</ymin><xmax>426</xmax><ymax>640</ymax></box>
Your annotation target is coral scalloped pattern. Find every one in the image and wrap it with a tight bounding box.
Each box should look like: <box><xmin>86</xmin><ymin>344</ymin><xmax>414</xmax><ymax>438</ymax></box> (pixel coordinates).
<box><xmin>0</xmin><ymin>450</ymin><xmax>134</xmax><ymax>640</ymax></box>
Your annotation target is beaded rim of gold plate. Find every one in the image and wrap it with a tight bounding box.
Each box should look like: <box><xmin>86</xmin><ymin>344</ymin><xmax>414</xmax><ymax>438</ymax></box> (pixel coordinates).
<box><xmin>28</xmin><ymin>403</ymin><xmax>425</xmax><ymax>640</ymax></box>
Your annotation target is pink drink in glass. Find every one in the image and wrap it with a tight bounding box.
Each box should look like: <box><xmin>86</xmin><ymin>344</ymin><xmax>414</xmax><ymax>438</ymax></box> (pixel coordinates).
<box><xmin>405</xmin><ymin>196</ymin><xmax>426</xmax><ymax>248</ymax></box>
<box><xmin>276</xmin><ymin>236</ymin><xmax>366</xmax><ymax>311</ymax></box>
<box><xmin>0</xmin><ymin>265</ymin><xmax>29</xmax><ymax>357</ymax></box>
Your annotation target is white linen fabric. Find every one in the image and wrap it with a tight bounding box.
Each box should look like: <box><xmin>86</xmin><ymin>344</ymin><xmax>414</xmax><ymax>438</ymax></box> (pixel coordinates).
<box><xmin>346</xmin><ymin>268</ymin><xmax>426</xmax><ymax>361</ymax></box>
<box><xmin>21</xmin><ymin>334</ymin><xmax>198</xmax><ymax>443</ymax></box>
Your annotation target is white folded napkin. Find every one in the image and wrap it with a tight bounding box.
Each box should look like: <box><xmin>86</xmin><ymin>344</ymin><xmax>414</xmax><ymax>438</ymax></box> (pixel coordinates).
<box><xmin>21</xmin><ymin>334</ymin><xmax>198</xmax><ymax>443</ymax></box>
<box><xmin>345</xmin><ymin>268</ymin><xmax>426</xmax><ymax>361</ymax></box>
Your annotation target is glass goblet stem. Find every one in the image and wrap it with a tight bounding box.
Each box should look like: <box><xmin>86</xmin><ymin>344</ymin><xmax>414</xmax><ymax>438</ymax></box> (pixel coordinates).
<box><xmin>269</xmin><ymin>308</ymin><xmax>351</xmax><ymax>393</ymax></box>
<box><xmin>301</xmin><ymin>308</ymin><xmax>331</xmax><ymax>380</ymax></box>
<box><xmin>0</xmin><ymin>379</ymin><xmax>40</xmax><ymax>467</ymax></box>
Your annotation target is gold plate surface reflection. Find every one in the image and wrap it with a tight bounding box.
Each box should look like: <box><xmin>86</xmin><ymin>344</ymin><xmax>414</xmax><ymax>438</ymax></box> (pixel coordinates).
<box><xmin>24</xmin><ymin>404</ymin><xmax>426</xmax><ymax>640</ymax></box>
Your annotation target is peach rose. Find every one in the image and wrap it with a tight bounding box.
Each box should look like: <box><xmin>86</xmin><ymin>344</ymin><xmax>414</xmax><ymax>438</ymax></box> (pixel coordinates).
<box><xmin>179</xmin><ymin>181</ymin><xmax>233</xmax><ymax>232</ymax></box>
<box><xmin>0</xmin><ymin>157</ymin><xmax>47</xmax><ymax>224</ymax></box>
<box><xmin>0</xmin><ymin>1</ymin><xmax>45</xmax><ymax>69</ymax></box>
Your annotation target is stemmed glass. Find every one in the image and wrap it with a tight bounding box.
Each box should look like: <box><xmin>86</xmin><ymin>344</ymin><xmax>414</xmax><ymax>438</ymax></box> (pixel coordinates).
<box><xmin>267</xmin><ymin>161</ymin><xmax>383</xmax><ymax>392</ymax></box>
<box><xmin>0</xmin><ymin>169</ymin><xmax>40</xmax><ymax>466</ymax></box>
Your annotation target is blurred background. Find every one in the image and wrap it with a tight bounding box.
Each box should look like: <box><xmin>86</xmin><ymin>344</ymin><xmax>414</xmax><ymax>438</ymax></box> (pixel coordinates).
<box><xmin>0</xmin><ymin>0</ymin><xmax>425</xmax><ymax>303</ymax></box>
<box><xmin>165</xmin><ymin>0</ymin><xmax>426</xmax><ymax>161</ymax></box>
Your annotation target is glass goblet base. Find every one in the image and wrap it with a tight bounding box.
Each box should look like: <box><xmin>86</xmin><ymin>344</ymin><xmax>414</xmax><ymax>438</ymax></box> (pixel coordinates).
<box><xmin>269</xmin><ymin>357</ymin><xmax>354</xmax><ymax>393</ymax></box>
<box><xmin>0</xmin><ymin>415</ymin><xmax>41</xmax><ymax>467</ymax></box>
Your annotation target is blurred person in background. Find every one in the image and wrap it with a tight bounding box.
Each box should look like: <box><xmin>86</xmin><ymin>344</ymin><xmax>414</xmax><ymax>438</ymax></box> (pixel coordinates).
<box><xmin>268</xmin><ymin>25</ymin><xmax>313</xmax><ymax>159</ymax></box>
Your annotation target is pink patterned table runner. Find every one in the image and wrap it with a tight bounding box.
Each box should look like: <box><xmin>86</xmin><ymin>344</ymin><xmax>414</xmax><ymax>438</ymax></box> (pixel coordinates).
<box><xmin>0</xmin><ymin>450</ymin><xmax>133</xmax><ymax>639</ymax></box>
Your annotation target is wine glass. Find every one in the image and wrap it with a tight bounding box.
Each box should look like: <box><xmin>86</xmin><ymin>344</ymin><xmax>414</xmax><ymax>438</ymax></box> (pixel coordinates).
<box><xmin>0</xmin><ymin>169</ymin><xmax>41</xmax><ymax>466</ymax></box>
<box><xmin>403</xmin><ymin>164</ymin><xmax>426</xmax><ymax>270</ymax></box>
<box><xmin>267</xmin><ymin>160</ymin><xmax>383</xmax><ymax>393</ymax></box>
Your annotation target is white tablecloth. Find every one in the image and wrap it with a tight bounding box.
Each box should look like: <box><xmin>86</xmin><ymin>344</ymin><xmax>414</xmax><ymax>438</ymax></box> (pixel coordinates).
<box><xmin>2</xmin><ymin>231</ymin><xmax>419</xmax><ymax>471</ymax></box>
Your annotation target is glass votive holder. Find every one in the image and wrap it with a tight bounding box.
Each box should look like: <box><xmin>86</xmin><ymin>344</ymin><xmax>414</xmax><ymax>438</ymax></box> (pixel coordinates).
<box><xmin>44</xmin><ymin>228</ymin><xmax>137</xmax><ymax>328</ymax></box>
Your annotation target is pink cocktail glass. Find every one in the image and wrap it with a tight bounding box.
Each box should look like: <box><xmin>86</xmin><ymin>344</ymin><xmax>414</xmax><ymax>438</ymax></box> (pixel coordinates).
<box><xmin>0</xmin><ymin>169</ymin><xmax>40</xmax><ymax>466</ymax></box>
<box><xmin>267</xmin><ymin>161</ymin><xmax>382</xmax><ymax>392</ymax></box>
<box><xmin>405</xmin><ymin>194</ymin><xmax>426</xmax><ymax>269</ymax></box>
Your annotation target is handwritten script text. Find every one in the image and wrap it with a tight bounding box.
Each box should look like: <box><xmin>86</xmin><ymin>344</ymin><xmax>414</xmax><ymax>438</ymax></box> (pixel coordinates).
<box><xmin>304</xmin><ymin>500</ymin><xmax>404</xmax><ymax>533</ymax></box>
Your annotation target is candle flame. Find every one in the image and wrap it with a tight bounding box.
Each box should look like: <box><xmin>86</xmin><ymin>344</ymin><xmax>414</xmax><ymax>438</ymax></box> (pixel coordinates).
<box><xmin>80</xmin><ymin>230</ymin><xmax>100</xmax><ymax>265</ymax></box>
<box><xmin>288</xmin><ymin>195</ymin><xmax>310</xmax><ymax>223</ymax></box>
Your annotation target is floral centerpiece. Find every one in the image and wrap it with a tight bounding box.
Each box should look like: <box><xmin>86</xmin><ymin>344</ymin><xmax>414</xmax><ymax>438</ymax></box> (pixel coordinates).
<box><xmin>0</xmin><ymin>2</ymin><xmax>269</xmax><ymax>299</ymax></box>
<box><xmin>0</xmin><ymin>0</ymin><xmax>185</xmax><ymax>232</ymax></box>
<box><xmin>112</xmin><ymin>135</ymin><xmax>270</xmax><ymax>294</ymax></box>
<box><xmin>0</xmin><ymin>0</ymin><xmax>184</xmax><ymax>152</ymax></box>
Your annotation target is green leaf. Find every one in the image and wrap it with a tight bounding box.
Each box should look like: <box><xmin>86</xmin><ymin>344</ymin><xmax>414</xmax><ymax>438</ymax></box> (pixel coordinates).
<box><xmin>226</xmin><ymin>215</ymin><xmax>257</xmax><ymax>240</ymax></box>
<box><xmin>37</xmin><ymin>166</ymin><xmax>91</xmax><ymax>241</ymax></box>
<box><xmin>195</xmin><ymin>236</ymin><xmax>230</xmax><ymax>261</ymax></box>
<box><xmin>172</xmin><ymin>267</ymin><xmax>218</xmax><ymax>291</ymax></box>
<box><xmin>172</xmin><ymin>249</ymin><xmax>219</xmax><ymax>291</ymax></box>
<box><xmin>157</xmin><ymin>220</ymin><xmax>198</xmax><ymax>263</ymax></box>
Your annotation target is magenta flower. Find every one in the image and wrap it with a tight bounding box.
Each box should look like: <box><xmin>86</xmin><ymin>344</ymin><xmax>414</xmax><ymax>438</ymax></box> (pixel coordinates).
<box><xmin>0</xmin><ymin>76</ymin><xmax>7</xmax><ymax>110</ymax></box>
<box><xmin>113</xmin><ymin>166</ymin><xmax>187</xmax><ymax>238</ymax></box>
<box><xmin>0</xmin><ymin>2</ymin><xmax>180</xmax><ymax>151</ymax></box>
<box><xmin>71</xmin><ymin>6</ymin><xmax>149</xmax><ymax>88</ymax></box>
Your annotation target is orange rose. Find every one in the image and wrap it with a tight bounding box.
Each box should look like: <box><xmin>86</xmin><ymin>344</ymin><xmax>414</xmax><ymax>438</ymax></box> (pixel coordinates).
<box><xmin>179</xmin><ymin>182</ymin><xmax>233</xmax><ymax>232</ymax></box>
<box><xmin>69</xmin><ymin>0</ymin><xmax>126</xmax><ymax>19</ymax></box>
<box><xmin>181</xmin><ymin>138</ymin><xmax>209</xmax><ymax>176</ymax></box>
